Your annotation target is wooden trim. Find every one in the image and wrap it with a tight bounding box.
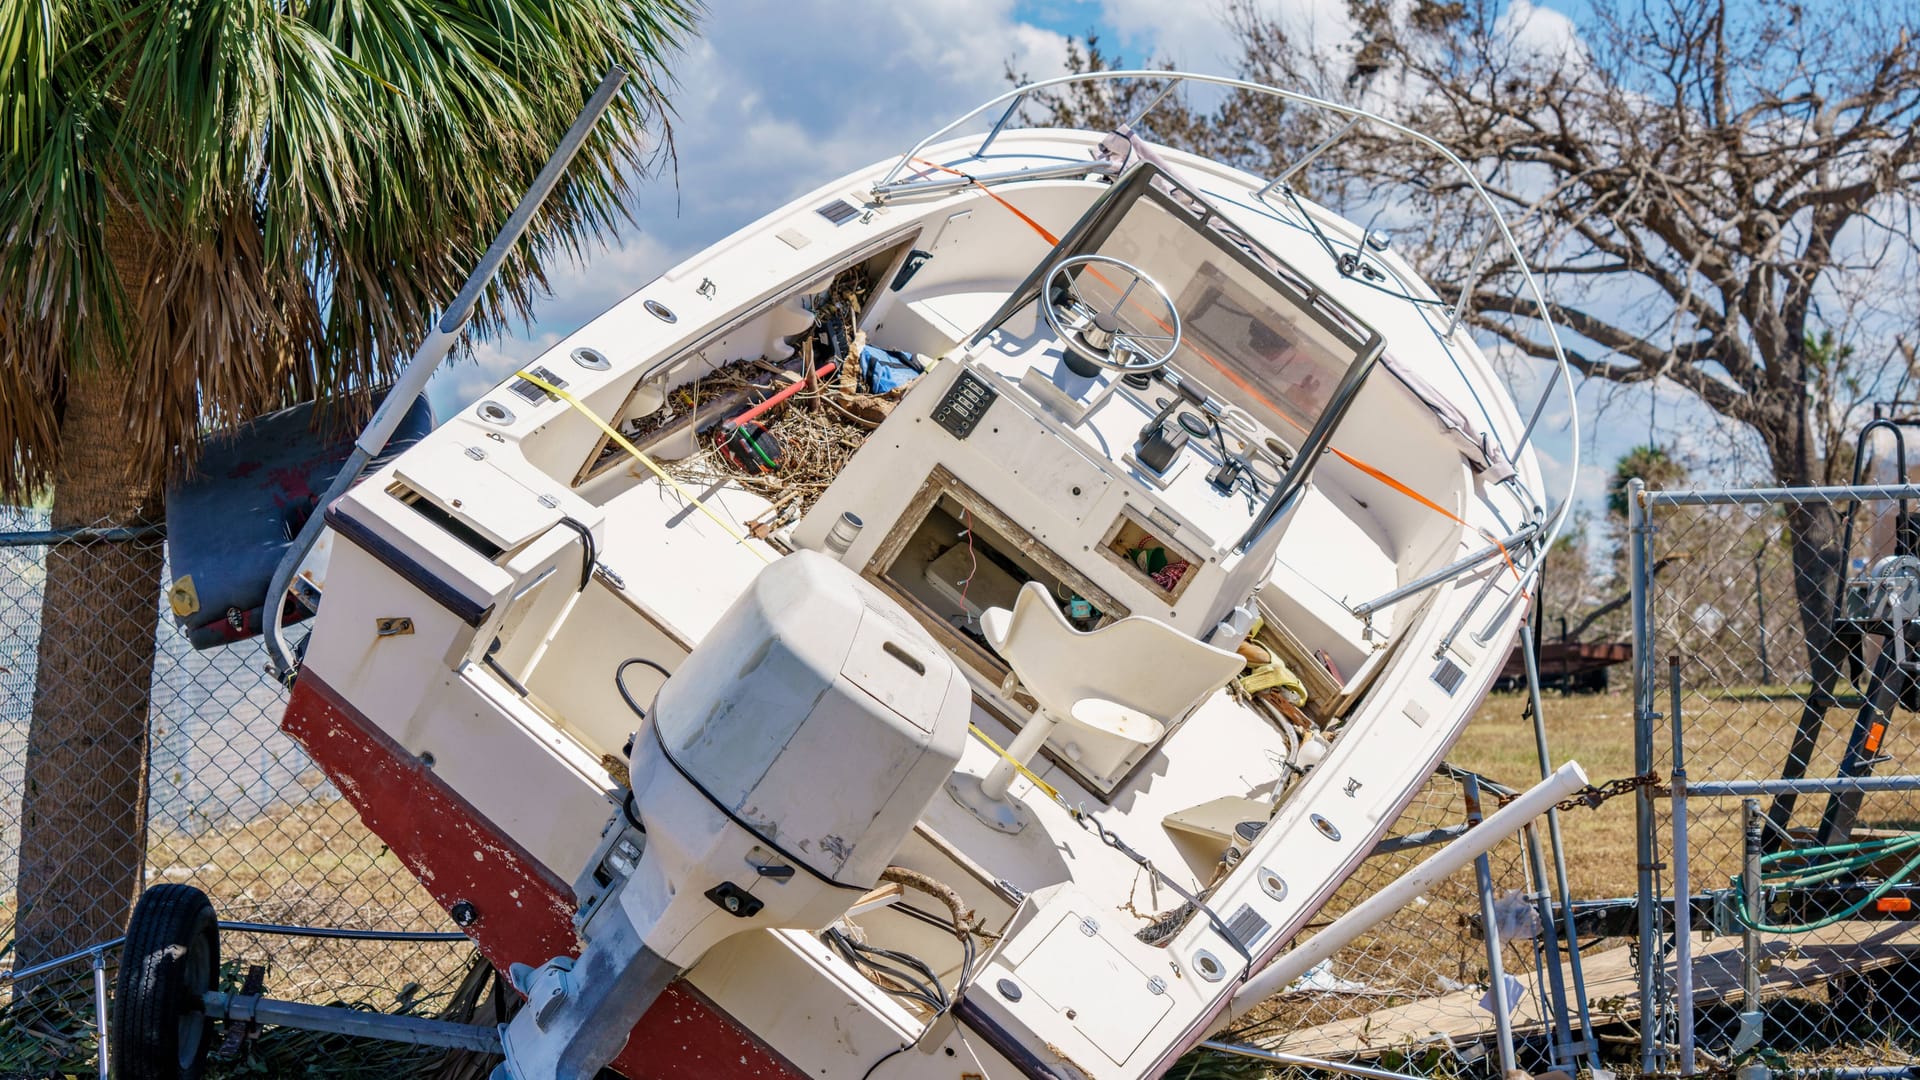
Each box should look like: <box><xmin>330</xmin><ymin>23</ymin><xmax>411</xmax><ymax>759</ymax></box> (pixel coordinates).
<box><xmin>866</xmin><ymin>464</ymin><xmax>1128</xmax><ymax>622</ymax></box>
<box><xmin>571</xmin><ymin>371</ymin><xmax>675</xmax><ymax>488</ymax></box>
<box><xmin>866</xmin><ymin>571</ymin><xmax>1010</xmax><ymax>685</ymax></box>
<box><xmin>863</xmin><ymin>464</ymin><xmax>1158</xmax><ymax>800</ymax></box>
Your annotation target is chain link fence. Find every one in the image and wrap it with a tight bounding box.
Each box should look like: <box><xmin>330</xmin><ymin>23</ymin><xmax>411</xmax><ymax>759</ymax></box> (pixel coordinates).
<box><xmin>1634</xmin><ymin>481</ymin><xmax>1920</xmax><ymax>1075</ymax></box>
<box><xmin>0</xmin><ymin>501</ymin><xmax>1635</xmax><ymax>1078</ymax></box>
<box><xmin>0</xmin><ymin>505</ymin><xmax>474</xmax><ymax>1074</ymax></box>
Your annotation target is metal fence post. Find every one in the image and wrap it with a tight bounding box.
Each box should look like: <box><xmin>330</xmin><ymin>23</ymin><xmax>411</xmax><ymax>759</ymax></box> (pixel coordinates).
<box><xmin>1735</xmin><ymin>798</ymin><xmax>1766</xmax><ymax>1069</ymax></box>
<box><xmin>1670</xmin><ymin>655</ymin><xmax>1695</xmax><ymax>1074</ymax></box>
<box><xmin>1466</xmin><ymin>772</ymin><xmax>1518</xmax><ymax>1075</ymax></box>
<box><xmin>1629</xmin><ymin>477</ymin><xmax>1663</xmax><ymax>1073</ymax></box>
<box><xmin>1519</xmin><ymin>618</ymin><xmax>1600</xmax><ymax>1069</ymax></box>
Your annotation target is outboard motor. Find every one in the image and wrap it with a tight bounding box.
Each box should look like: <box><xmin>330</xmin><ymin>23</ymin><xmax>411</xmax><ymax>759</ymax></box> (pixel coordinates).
<box><xmin>496</xmin><ymin>551</ymin><xmax>971</xmax><ymax>1079</ymax></box>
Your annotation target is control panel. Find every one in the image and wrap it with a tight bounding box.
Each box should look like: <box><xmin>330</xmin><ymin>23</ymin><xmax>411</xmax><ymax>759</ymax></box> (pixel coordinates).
<box><xmin>931</xmin><ymin>370</ymin><xmax>999</xmax><ymax>439</ymax></box>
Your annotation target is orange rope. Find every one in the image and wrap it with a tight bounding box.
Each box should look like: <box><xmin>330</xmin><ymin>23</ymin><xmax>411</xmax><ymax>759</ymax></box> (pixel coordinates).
<box><xmin>911</xmin><ymin>158</ymin><xmax>1061</xmax><ymax>245</ymax></box>
<box><xmin>914</xmin><ymin>155</ymin><xmax>1527</xmax><ymax>593</ymax></box>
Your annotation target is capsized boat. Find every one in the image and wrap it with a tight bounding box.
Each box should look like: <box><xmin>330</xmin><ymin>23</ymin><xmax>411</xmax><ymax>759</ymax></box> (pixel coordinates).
<box><xmin>279</xmin><ymin>72</ymin><xmax>1576</xmax><ymax>1079</ymax></box>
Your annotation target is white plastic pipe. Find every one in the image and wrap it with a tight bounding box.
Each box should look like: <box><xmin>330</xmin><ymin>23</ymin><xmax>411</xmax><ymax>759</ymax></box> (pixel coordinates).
<box><xmin>1214</xmin><ymin>759</ymin><xmax>1589</xmax><ymax>1029</ymax></box>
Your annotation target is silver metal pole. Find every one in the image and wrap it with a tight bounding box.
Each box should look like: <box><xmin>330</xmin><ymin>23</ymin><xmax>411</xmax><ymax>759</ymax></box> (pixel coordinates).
<box><xmin>1647</xmin><ymin>483</ymin><xmax>1920</xmax><ymax>507</ymax></box>
<box><xmin>1199</xmin><ymin>1041</ymin><xmax>1433</xmax><ymax>1080</ymax></box>
<box><xmin>1629</xmin><ymin>477</ymin><xmax>1662</xmax><ymax>1073</ymax></box>
<box><xmin>1735</xmin><ymin>798</ymin><xmax>1766</xmax><ymax>1065</ymax></box>
<box><xmin>203</xmin><ymin>991</ymin><xmax>504</xmax><ymax>1053</ymax></box>
<box><xmin>1670</xmin><ymin>655</ymin><xmax>1696</xmax><ymax>1074</ymax></box>
<box><xmin>1692</xmin><ymin>775</ymin><xmax>1920</xmax><ymax>796</ymax></box>
<box><xmin>91</xmin><ymin>947</ymin><xmax>109</xmax><ymax>1080</ymax></box>
<box><xmin>0</xmin><ymin>936</ymin><xmax>124</xmax><ymax>983</ymax></box>
<box><xmin>1445</xmin><ymin>223</ymin><xmax>1497</xmax><ymax>338</ymax></box>
<box><xmin>1350</xmin><ymin>524</ymin><xmax>1539</xmax><ymax>618</ymax></box>
<box><xmin>215</xmin><ymin>921</ymin><xmax>468</xmax><ymax>943</ymax></box>
<box><xmin>1220</xmin><ymin>762</ymin><xmax>1590</xmax><ymax>1024</ymax></box>
<box><xmin>1518</xmin><ymin>620</ymin><xmax>1600</xmax><ymax>1068</ymax></box>
<box><xmin>263</xmin><ymin>64</ymin><xmax>630</xmax><ymax>680</ymax></box>
<box><xmin>870</xmin><ymin>158</ymin><xmax>1120</xmax><ymax>201</ymax></box>
<box><xmin>975</xmin><ymin>90</ymin><xmax>1028</xmax><ymax>158</ymax></box>
<box><xmin>1466</xmin><ymin>773</ymin><xmax>1518</xmax><ymax>1074</ymax></box>
<box><xmin>1520</xmin><ymin>819</ymin><xmax>1577</xmax><ymax>1069</ymax></box>
<box><xmin>1259</xmin><ymin>114</ymin><xmax>1361</xmax><ymax>196</ymax></box>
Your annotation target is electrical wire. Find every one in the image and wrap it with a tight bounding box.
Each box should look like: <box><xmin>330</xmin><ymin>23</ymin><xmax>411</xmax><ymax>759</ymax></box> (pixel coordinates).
<box><xmin>959</xmin><ymin>510</ymin><xmax>978</xmax><ymax>623</ymax></box>
<box><xmin>841</xmin><ymin>898</ymin><xmax>984</xmax><ymax>1077</ymax></box>
<box><xmin>860</xmin><ymin>1044</ymin><xmax>911</xmax><ymax>1080</ymax></box>
<box><xmin>822</xmin><ymin>927</ymin><xmax>950</xmax><ymax>1014</ymax></box>
<box><xmin>610</xmin><ymin>657</ymin><xmax>672</xmax><ymax>833</ymax></box>
<box><xmin>614</xmin><ymin>657</ymin><xmax>672</xmax><ymax>723</ymax></box>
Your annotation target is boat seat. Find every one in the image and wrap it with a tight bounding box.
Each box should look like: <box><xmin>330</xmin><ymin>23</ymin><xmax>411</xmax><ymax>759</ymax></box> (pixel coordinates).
<box><xmin>949</xmin><ymin>581</ymin><xmax>1244</xmax><ymax>831</ymax></box>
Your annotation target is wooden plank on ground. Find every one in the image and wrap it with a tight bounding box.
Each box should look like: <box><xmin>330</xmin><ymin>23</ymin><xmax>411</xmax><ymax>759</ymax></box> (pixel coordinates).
<box><xmin>1266</xmin><ymin>922</ymin><xmax>1920</xmax><ymax>1061</ymax></box>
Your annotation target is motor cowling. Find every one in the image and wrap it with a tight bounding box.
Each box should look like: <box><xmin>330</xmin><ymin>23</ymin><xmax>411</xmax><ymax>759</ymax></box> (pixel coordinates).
<box><xmin>627</xmin><ymin>548</ymin><xmax>970</xmax><ymax>957</ymax></box>
<box><xmin>498</xmin><ymin>551</ymin><xmax>971</xmax><ymax>1080</ymax></box>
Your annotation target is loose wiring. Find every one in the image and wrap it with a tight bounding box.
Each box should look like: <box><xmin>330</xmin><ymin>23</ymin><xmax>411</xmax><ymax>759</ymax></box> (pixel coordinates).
<box><xmin>614</xmin><ymin>657</ymin><xmax>672</xmax><ymax>723</ymax></box>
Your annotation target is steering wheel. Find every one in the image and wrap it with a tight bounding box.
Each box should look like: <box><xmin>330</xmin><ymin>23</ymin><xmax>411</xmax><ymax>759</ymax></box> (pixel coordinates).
<box><xmin>1042</xmin><ymin>254</ymin><xmax>1183</xmax><ymax>373</ymax></box>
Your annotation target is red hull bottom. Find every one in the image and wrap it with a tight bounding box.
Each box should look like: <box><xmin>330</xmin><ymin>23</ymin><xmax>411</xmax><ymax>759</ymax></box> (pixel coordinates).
<box><xmin>282</xmin><ymin>674</ymin><xmax>802</xmax><ymax>1080</ymax></box>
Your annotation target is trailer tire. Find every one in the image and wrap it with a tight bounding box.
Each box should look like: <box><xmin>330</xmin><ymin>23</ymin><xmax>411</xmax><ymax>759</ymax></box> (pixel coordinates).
<box><xmin>114</xmin><ymin>884</ymin><xmax>219</xmax><ymax>1080</ymax></box>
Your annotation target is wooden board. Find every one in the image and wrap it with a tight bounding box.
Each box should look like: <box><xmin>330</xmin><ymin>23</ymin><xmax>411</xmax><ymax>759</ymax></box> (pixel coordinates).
<box><xmin>1265</xmin><ymin>922</ymin><xmax>1920</xmax><ymax>1061</ymax></box>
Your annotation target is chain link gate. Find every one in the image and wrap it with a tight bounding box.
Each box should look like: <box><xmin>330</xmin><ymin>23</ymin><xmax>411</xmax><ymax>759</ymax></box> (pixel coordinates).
<box><xmin>0</xmin><ymin>506</ymin><xmax>477</xmax><ymax>1075</ymax></box>
<box><xmin>1632</xmin><ymin>479</ymin><xmax>1920</xmax><ymax>1076</ymax></box>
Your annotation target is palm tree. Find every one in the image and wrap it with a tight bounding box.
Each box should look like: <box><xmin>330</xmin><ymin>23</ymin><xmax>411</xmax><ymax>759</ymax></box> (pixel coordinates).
<box><xmin>0</xmin><ymin>0</ymin><xmax>697</xmax><ymax>974</ymax></box>
<box><xmin>1605</xmin><ymin>445</ymin><xmax>1689</xmax><ymax>519</ymax></box>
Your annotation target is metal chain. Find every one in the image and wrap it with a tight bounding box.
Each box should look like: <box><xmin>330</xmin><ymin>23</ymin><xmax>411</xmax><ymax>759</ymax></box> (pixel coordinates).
<box><xmin>1497</xmin><ymin>771</ymin><xmax>1667</xmax><ymax>812</ymax></box>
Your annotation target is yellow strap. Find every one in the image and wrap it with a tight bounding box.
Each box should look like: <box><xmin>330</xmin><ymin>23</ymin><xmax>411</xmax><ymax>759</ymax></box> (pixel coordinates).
<box><xmin>514</xmin><ymin>369</ymin><xmax>771</xmax><ymax>565</ymax></box>
<box><xmin>967</xmin><ymin>723</ymin><xmax>1063</xmax><ymax>804</ymax></box>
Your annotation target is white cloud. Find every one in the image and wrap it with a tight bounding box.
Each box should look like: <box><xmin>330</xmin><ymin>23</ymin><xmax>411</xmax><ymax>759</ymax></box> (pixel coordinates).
<box><xmin>1495</xmin><ymin>0</ymin><xmax>1582</xmax><ymax>62</ymax></box>
<box><xmin>425</xmin><ymin>0</ymin><xmax>1073</xmax><ymax>417</ymax></box>
<box><xmin>1093</xmin><ymin>0</ymin><xmax>1351</xmax><ymax>72</ymax></box>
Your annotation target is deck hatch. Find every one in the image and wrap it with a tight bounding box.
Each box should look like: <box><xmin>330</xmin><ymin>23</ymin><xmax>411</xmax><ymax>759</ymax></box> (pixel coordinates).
<box><xmin>1225</xmin><ymin>903</ymin><xmax>1271</xmax><ymax>950</ymax></box>
<box><xmin>510</xmin><ymin>365</ymin><xmax>567</xmax><ymax>404</ymax></box>
<box><xmin>815</xmin><ymin>199</ymin><xmax>859</xmax><ymax>225</ymax></box>
<box><xmin>1019</xmin><ymin>909</ymin><xmax>1175</xmax><ymax>1065</ymax></box>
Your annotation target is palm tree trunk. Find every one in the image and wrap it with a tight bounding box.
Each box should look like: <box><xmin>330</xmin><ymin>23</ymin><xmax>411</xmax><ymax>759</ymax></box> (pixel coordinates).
<box><xmin>14</xmin><ymin>222</ymin><xmax>165</xmax><ymax>980</ymax></box>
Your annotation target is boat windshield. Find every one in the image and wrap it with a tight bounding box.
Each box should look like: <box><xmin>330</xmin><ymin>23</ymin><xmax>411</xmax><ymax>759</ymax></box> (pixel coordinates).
<box><xmin>978</xmin><ymin>164</ymin><xmax>1385</xmax><ymax>548</ymax></box>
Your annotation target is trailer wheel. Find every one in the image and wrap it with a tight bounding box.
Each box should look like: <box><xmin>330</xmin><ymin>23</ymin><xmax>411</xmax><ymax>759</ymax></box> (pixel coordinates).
<box><xmin>114</xmin><ymin>884</ymin><xmax>219</xmax><ymax>1080</ymax></box>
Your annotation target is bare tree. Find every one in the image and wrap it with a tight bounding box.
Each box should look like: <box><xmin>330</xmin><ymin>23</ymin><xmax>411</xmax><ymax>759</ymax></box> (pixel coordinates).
<box><xmin>1020</xmin><ymin>0</ymin><xmax>1920</xmax><ymax>693</ymax></box>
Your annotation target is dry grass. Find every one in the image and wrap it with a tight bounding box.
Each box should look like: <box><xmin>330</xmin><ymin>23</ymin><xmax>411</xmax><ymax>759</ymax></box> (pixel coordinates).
<box><xmin>1456</xmin><ymin>683</ymin><xmax>1920</xmax><ymax>900</ymax></box>
<box><xmin>144</xmin><ymin>792</ymin><xmax>474</xmax><ymax>1006</ymax></box>
<box><xmin>15</xmin><ymin>685</ymin><xmax>1917</xmax><ymax>1076</ymax></box>
<box><xmin>1448</xmin><ymin>689</ymin><xmax>1645</xmax><ymax>902</ymax></box>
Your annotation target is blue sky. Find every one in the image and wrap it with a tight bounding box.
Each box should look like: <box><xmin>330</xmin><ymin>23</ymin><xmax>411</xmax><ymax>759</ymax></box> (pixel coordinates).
<box><xmin>425</xmin><ymin>0</ymin><xmax>1709</xmax><ymax>519</ymax></box>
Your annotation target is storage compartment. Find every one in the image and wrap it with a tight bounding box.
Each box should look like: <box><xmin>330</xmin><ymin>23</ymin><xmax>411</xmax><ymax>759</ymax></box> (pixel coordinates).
<box><xmin>571</xmin><ymin>232</ymin><xmax>924</xmax><ymax>488</ymax></box>
<box><xmin>864</xmin><ymin>467</ymin><xmax>1126</xmax><ymax>677</ymax></box>
<box><xmin>1097</xmin><ymin>507</ymin><xmax>1202</xmax><ymax>604</ymax></box>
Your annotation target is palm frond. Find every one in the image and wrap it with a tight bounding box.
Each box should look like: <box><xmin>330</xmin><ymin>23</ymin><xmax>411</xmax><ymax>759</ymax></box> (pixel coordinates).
<box><xmin>0</xmin><ymin>0</ymin><xmax>702</xmax><ymax>500</ymax></box>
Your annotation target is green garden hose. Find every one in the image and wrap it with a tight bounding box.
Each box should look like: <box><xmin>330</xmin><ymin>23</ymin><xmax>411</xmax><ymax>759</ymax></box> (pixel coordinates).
<box><xmin>1731</xmin><ymin>831</ymin><xmax>1920</xmax><ymax>933</ymax></box>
